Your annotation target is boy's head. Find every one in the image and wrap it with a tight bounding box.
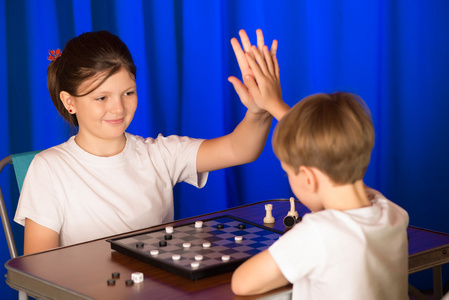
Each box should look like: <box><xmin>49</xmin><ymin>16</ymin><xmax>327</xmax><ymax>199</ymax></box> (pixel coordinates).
<box><xmin>272</xmin><ymin>92</ymin><xmax>374</xmax><ymax>185</ymax></box>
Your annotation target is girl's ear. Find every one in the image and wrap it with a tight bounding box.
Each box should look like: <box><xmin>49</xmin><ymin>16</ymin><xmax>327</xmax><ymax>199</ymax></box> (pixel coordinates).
<box><xmin>299</xmin><ymin>166</ymin><xmax>318</xmax><ymax>193</ymax></box>
<box><xmin>60</xmin><ymin>91</ymin><xmax>75</xmax><ymax>114</ymax></box>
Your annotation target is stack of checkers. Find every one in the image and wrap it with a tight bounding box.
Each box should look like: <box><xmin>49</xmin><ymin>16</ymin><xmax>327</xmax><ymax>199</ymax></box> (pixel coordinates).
<box><xmin>108</xmin><ymin>216</ymin><xmax>283</xmax><ymax>280</ymax></box>
<box><xmin>106</xmin><ymin>272</ymin><xmax>143</xmax><ymax>286</ymax></box>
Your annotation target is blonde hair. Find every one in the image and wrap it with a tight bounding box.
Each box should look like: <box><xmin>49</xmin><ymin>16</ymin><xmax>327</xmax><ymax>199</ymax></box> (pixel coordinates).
<box><xmin>272</xmin><ymin>92</ymin><xmax>374</xmax><ymax>184</ymax></box>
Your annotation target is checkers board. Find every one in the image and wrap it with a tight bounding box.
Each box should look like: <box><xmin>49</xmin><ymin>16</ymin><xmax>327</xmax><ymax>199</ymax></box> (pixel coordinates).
<box><xmin>107</xmin><ymin>215</ymin><xmax>283</xmax><ymax>280</ymax></box>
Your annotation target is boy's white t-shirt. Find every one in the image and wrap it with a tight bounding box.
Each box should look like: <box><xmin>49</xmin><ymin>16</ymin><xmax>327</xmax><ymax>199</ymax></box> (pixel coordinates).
<box><xmin>14</xmin><ymin>132</ymin><xmax>208</xmax><ymax>246</ymax></box>
<box><xmin>269</xmin><ymin>191</ymin><xmax>409</xmax><ymax>300</ymax></box>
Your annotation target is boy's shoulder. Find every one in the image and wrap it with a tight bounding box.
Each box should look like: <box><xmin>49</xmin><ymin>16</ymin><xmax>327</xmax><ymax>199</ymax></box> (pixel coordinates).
<box><xmin>301</xmin><ymin>195</ymin><xmax>408</xmax><ymax>233</ymax></box>
<box><xmin>270</xmin><ymin>196</ymin><xmax>409</xmax><ymax>261</ymax></box>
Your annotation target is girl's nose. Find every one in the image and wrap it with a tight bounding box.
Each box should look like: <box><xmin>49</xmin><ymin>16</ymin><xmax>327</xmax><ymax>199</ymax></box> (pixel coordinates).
<box><xmin>110</xmin><ymin>97</ymin><xmax>124</xmax><ymax>114</ymax></box>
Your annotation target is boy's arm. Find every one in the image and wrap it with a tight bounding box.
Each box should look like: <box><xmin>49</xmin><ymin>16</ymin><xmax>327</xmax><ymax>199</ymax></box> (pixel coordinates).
<box><xmin>231</xmin><ymin>249</ymin><xmax>290</xmax><ymax>295</ymax></box>
<box><xmin>196</xmin><ymin>30</ymin><xmax>275</xmax><ymax>173</ymax></box>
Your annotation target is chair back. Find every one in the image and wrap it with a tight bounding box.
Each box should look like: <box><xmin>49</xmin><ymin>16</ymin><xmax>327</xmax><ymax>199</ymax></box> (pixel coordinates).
<box><xmin>0</xmin><ymin>150</ymin><xmax>41</xmax><ymax>259</ymax></box>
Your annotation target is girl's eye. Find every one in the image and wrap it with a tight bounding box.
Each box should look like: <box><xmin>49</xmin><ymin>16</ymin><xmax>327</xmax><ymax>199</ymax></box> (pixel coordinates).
<box><xmin>95</xmin><ymin>96</ymin><xmax>106</xmax><ymax>101</ymax></box>
<box><xmin>125</xmin><ymin>91</ymin><xmax>135</xmax><ymax>96</ymax></box>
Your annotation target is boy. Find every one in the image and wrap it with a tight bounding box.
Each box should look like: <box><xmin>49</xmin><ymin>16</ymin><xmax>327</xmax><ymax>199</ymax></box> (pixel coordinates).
<box><xmin>231</xmin><ymin>91</ymin><xmax>409</xmax><ymax>299</ymax></box>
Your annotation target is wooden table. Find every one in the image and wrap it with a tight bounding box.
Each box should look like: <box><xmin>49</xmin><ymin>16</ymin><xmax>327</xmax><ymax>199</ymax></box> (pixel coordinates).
<box><xmin>408</xmin><ymin>226</ymin><xmax>449</xmax><ymax>299</ymax></box>
<box><xmin>4</xmin><ymin>200</ymin><xmax>449</xmax><ymax>300</ymax></box>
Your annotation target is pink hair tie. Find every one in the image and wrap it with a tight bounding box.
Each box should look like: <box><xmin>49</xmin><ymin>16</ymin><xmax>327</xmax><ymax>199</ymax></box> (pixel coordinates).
<box><xmin>47</xmin><ymin>49</ymin><xmax>61</xmax><ymax>62</ymax></box>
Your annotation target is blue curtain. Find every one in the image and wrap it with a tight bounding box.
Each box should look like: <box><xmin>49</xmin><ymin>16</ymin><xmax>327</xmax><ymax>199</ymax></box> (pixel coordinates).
<box><xmin>1</xmin><ymin>0</ymin><xmax>449</xmax><ymax>297</ymax></box>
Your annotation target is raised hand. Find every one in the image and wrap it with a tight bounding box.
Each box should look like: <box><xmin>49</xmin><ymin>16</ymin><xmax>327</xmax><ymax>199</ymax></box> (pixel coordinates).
<box><xmin>231</xmin><ymin>29</ymin><xmax>276</xmax><ymax>80</ymax></box>
<box><xmin>228</xmin><ymin>29</ymin><xmax>277</xmax><ymax>114</ymax></box>
<box><xmin>243</xmin><ymin>44</ymin><xmax>288</xmax><ymax>121</ymax></box>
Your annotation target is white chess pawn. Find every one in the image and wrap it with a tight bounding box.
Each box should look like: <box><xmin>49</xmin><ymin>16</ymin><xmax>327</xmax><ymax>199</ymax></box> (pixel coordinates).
<box><xmin>264</xmin><ymin>204</ymin><xmax>275</xmax><ymax>223</ymax></box>
<box><xmin>287</xmin><ymin>197</ymin><xmax>299</xmax><ymax>218</ymax></box>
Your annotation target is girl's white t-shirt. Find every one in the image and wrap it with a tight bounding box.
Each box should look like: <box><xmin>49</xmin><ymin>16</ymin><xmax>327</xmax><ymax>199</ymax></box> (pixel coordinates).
<box><xmin>15</xmin><ymin>132</ymin><xmax>207</xmax><ymax>246</ymax></box>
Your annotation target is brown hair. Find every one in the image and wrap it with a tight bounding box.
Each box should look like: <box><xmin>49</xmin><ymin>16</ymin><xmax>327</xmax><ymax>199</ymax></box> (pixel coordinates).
<box><xmin>47</xmin><ymin>31</ymin><xmax>137</xmax><ymax>127</ymax></box>
<box><xmin>272</xmin><ymin>92</ymin><xmax>374</xmax><ymax>184</ymax></box>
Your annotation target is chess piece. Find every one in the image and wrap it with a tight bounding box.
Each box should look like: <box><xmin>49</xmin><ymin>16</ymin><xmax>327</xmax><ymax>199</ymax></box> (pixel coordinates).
<box><xmin>283</xmin><ymin>197</ymin><xmax>301</xmax><ymax>227</ymax></box>
<box><xmin>283</xmin><ymin>215</ymin><xmax>296</xmax><ymax>227</ymax></box>
<box><xmin>263</xmin><ymin>204</ymin><xmax>275</xmax><ymax>223</ymax></box>
<box><xmin>287</xmin><ymin>197</ymin><xmax>298</xmax><ymax>218</ymax></box>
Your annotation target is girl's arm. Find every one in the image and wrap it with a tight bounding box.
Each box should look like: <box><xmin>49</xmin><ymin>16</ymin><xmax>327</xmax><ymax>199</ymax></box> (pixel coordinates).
<box><xmin>24</xmin><ymin>218</ymin><xmax>59</xmax><ymax>255</ymax></box>
<box><xmin>231</xmin><ymin>249</ymin><xmax>290</xmax><ymax>295</ymax></box>
<box><xmin>197</xmin><ymin>110</ymin><xmax>272</xmax><ymax>173</ymax></box>
<box><xmin>197</xmin><ymin>30</ymin><xmax>284</xmax><ymax>173</ymax></box>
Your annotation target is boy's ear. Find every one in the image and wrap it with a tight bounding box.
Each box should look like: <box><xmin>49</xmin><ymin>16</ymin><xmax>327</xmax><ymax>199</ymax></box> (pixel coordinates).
<box><xmin>60</xmin><ymin>91</ymin><xmax>75</xmax><ymax>113</ymax></box>
<box><xmin>299</xmin><ymin>166</ymin><xmax>318</xmax><ymax>193</ymax></box>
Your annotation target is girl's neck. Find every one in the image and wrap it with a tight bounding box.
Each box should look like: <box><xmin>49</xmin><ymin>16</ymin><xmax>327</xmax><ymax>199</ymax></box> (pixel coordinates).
<box><xmin>74</xmin><ymin>133</ymin><xmax>127</xmax><ymax>157</ymax></box>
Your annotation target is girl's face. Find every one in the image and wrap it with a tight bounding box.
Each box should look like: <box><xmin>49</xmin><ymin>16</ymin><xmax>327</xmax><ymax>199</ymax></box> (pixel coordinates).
<box><xmin>72</xmin><ymin>68</ymin><xmax>137</xmax><ymax>150</ymax></box>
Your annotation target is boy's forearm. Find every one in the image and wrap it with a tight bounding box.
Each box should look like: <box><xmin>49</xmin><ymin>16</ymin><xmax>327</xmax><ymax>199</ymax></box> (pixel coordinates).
<box><xmin>266</xmin><ymin>101</ymin><xmax>290</xmax><ymax>121</ymax></box>
<box><xmin>232</xmin><ymin>249</ymin><xmax>289</xmax><ymax>295</ymax></box>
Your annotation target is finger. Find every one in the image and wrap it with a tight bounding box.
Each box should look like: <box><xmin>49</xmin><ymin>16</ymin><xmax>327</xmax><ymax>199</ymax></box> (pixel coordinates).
<box><xmin>230</xmin><ymin>38</ymin><xmax>244</xmax><ymax>62</ymax></box>
<box><xmin>239</xmin><ymin>29</ymin><xmax>252</xmax><ymax>53</ymax></box>
<box><xmin>231</xmin><ymin>37</ymin><xmax>250</xmax><ymax>76</ymax></box>
<box><xmin>263</xmin><ymin>45</ymin><xmax>275</xmax><ymax>76</ymax></box>
<box><xmin>256</xmin><ymin>29</ymin><xmax>265</xmax><ymax>54</ymax></box>
<box><xmin>272</xmin><ymin>54</ymin><xmax>280</xmax><ymax>80</ymax></box>
<box><xmin>270</xmin><ymin>39</ymin><xmax>278</xmax><ymax>56</ymax></box>
<box><xmin>251</xmin><ymin>46</ymin><xmax>270</xmax><ymax>76</ymax></box>
<box><xmin>243</xmin><ymin>75</ymin><xmax>260</xmax><ymax>97</ymax></box>
<box><xmin>245</xmin><ymin>51</ymin><xmax>265</xmax><ymax>82</ymax></box>
<box><xmin>228</xmin><ymin>76</ymin><xmax>250</xmax><ymax>99</ymax></box>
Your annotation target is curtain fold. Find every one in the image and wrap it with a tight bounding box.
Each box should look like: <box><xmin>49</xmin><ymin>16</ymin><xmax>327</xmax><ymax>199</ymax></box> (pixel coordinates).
<box><xmin>1</xmin><ymin>1</ymin><xmax>449</xmax><ymax>296</ymax></box>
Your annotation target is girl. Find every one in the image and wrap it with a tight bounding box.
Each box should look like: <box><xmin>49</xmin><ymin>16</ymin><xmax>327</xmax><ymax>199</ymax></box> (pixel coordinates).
<box><xmin>14</xmin><ymin>30</ymin><xmax>282</xmax><ymax>254</ymax></box>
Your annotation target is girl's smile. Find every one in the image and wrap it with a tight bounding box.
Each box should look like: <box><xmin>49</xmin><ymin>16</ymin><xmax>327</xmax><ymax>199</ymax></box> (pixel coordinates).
<box><xmin>104</xmin><ymin>118</ymin><xmax>125</xmax><ymax>125</ymax></box>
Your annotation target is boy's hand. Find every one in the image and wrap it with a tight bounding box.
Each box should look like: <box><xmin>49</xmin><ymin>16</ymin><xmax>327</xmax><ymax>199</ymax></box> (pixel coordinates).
<box><xmin>244</xmin><ymin>44</ymin><xmax>289</xmax><ymax>121</ymax></box>
<box><xmin>229</xmin><ymin>29</ymin><xmax>277</xmax><ymax>114</ymax></box>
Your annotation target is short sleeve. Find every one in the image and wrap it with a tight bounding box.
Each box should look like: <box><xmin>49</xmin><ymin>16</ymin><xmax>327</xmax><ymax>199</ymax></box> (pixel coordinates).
<box><xmin>148</xmin><ymin>134</ymin><xmax>208</xmax><ymax>188</ymax></box>
<box><xmin>14</xmin><ymin>154</ymin><xmax>64</xmax><ymax>233</ymax></box>
<box><xmin>268</xmin><ymin>217</ymin><xmax>325</xmax><ymax>283</ymax></box>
